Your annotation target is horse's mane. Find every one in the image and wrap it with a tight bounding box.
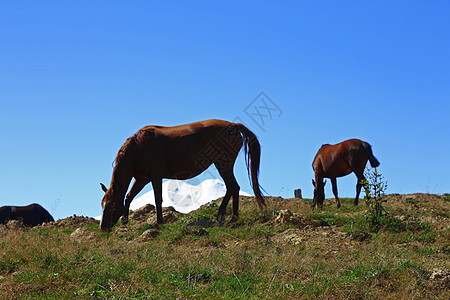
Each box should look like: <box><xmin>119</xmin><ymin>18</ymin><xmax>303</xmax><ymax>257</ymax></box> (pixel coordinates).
<box><xmin>114</xmin><ymin>127</ymin><xmax>154</xmax><ymax>167</ymax></box>
<box><xmin>114</xmin><ymin>133</ymin><xmax>139</xmax><ymax>167</ymax></box>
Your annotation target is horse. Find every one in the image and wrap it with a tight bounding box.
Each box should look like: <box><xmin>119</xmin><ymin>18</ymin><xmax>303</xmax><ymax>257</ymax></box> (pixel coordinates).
<box><xmin>311</xmin><ymin>139</ymin><xmax>380</xmax><ymax>209</ymax></box>
<box><xmin>100</xmin><ymin>119</ymin><xmax>266</xmax><ymax>231</ymax></box>
<box><xmin>0</xmin><ymin>203</ymin><xmax>55</xmax><ymax>226</ymax></box>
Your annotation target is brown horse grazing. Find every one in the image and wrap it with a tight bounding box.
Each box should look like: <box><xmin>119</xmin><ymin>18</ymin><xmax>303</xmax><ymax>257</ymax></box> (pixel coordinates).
<box><xmin>0</xmin><ymin>204</ymin><xmax>55</xmax><ymax>226</ymax></box>
<box><xmin>100</xmin><ymin>119</ymin><xmax>266</xmax><ymax>231</ymax></box>
<box><xmin>311</xmin><ymin>139</ymin><xmax>380</xmax><ymax>209</ymax></box>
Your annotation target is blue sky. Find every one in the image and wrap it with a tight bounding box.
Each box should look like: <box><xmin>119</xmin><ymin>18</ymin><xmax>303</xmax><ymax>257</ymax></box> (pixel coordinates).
<box><xmin>1</xmin><ymin>1</ymin><xmax>449</xmax><ymax>220</ymax></box>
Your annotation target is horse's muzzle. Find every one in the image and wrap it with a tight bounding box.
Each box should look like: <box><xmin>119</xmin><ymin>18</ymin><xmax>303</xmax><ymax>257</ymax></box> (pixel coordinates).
<box><xmin>100</xmin><ymin>225</ymin><xmax>112</xmax><ymax>232</ymax></box>
<box><xmin>99</xmin><ymin>219</ymin><xmax>112</xmax><ymax>232</ymax></box>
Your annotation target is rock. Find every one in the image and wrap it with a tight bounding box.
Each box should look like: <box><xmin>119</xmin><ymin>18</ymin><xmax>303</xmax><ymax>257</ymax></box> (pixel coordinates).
<box><xmin>70</xmin><ymin>227</ymin><xmax>96</xmax><ymax>241</ymax></box>
<box><xmin>186</xmin><ymin>220</ymin><xmax>216</xmax><ymax>228</ymax></box>
<box><xmin>294</xmin><ymin>189</ymin><xmax>302</xmax><ymax>199</ymax></box>
<box><xmin>275</xmin><ymin>210</ymin><xmax>293</xmax><ymax>224</ymax></box>
<box><xmin>146</xmin><ymin>210</ymin><xmax>178</xmax><ymax>225</ymax></box>
<box><xmin>430</xmin><ymin>269</ymin><xmax>450</xmax><ymax>281</ymax></box>
<box><xmin>275</xmin><ymin>210</ymin><xmax>313</xmax><ymax>227</ymax></box>
<box><xmin>6</xmin><ymin>219</ymin><xmax>25</xmax><ymax>230</ymax></box>
<box><xmin>130</xmin><ymin>204</ymin><xmax>156</xmax><ymax>221</ymax></box>
<box><xmin>137</xmin><ymin>228</ymin><xmax>159</xmax><ymax>242</ymax></box>
<box><xmin>114</xmin><ymin>227</ymin><xmax>129</xmax><ymax>235</ymax></box>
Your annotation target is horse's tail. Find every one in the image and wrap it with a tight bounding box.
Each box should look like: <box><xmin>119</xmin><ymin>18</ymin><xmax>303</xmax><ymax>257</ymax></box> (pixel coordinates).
<box><xmin>361</xmin><ymin>141</ymin><xmax>380</xmax><ymax>168</ymax></box>
<box><xmin>236</xmin><ymin>123</ymin><xmax>266</xmax><ymax>210</ymax></box>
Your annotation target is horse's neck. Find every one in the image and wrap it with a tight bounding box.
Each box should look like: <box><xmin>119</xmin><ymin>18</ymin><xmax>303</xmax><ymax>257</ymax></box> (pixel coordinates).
<box><xmin>110</xmin><ymin>163</ymin><xmax>133</xmax><ymax>198</ymax></box>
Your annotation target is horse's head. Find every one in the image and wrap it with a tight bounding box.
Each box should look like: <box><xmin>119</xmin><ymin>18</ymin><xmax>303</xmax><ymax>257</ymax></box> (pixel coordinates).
<box><xmin>100</xmin><ymin>183</ymin><xmax>124</xmax><ymax>232</ymax></box>
<box><xmin>312</xmin><ymin>179</ymin><xmax>326</xmax><ymax>209</ymax></box>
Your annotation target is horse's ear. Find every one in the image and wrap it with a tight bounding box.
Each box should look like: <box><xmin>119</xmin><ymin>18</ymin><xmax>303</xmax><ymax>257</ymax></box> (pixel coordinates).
<box><xmin>100</xmin><ymin>183</ymin><xmax>108</xmax><ymax>193</ymax></box>
<box><xmin>312</xmin><ymin>179</ymin><xmax>316</xmax><ymax>186</ymax></box>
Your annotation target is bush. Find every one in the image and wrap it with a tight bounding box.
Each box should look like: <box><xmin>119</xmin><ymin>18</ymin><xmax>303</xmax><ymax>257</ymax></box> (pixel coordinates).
<box><xmin>361</xmin><ymin>167</ymin><xmax>388</xmax><ymax>230</ymax></box>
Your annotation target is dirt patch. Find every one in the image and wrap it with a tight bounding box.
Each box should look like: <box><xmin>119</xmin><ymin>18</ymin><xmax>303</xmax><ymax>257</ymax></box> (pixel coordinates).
<box><xmin>272</xmin><ymin>225</ymin><xmax>353</xmax><ymax>252</ymax></box>
<box><xmin>383</xmin><ymin>193</ymin><xmax>449</xmax><ymax>231</ymax></box>
<box><xmin>32</xmin><ymin>215</ymin><xmax>97</xmax><ymax>229</ymax></box>
<box><xmin>240</xmin><ymin>196</ymin><xmax>311</xmax><ymax>212</ymax></box>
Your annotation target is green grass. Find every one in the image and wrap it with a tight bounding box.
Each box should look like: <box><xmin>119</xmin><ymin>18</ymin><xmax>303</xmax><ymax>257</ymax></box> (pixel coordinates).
<box><xmin>0</xmin><ymin>194</ymin><xmax>448</xmax><ymax>299</ymax></box>
<box><xmin>405</xmin><ymin>198</ymin><xmax>419</xmax><ymax>204</ymax></box>
<box><xmin>440</xmin><ymin>193</ymin><xmax>450</xmax><ymax>201</ymax></box>
<box><xmin>307</xmin><ymin>211</ymin><xmax>354</xmax><ymax>227</ymax></box>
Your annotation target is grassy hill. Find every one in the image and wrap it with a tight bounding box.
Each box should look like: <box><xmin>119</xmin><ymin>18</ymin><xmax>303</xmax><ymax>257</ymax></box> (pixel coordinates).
<box><xmin>0</xmin><ymin>194</ymin><xmax>448</xmax><ymax>299</ymax></box>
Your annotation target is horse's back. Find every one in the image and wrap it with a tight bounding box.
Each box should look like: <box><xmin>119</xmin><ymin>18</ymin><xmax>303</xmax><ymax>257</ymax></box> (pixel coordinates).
<box><xmin>319</xmin><ymin>139</ymin><xmax>364</xmax><ymax>154</ymax></box>
<box><xmin>313</xmin><ymin>139</ymin><xmax>366</xmax><ymax>177</ymax></box>
<box><xmin>340</xmin><ymin>139</ymin><xmax>365</xmax><ymax>151</ymax></box>
<box><xmin>143</xmin><ymin>119</ymin><xmax>232</xmax><ymax>132</ymax></box>
<box><xmin>0</xmin><ymin>203</ymin><xmax>54</xmax><ymax>226</ymax></box>
<box><xmin>31</xmin><ymin>203</ymin><xmax>55</xmax><ymax>222</ymax></box>
<box><xmin>128</xmin><ymin>119</ymin><xmax>243</xmax><ymax>179</ymax></box>
<box><xmin>135</xmin><ymin>120</ymin><xmax>234</xmax><ymax>143</ymax></box>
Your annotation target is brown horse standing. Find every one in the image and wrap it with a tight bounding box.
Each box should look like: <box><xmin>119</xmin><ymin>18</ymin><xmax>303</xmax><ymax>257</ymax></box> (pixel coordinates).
<box><xmin>100</xmin><ymin>119</ymin><xmax>266</xmax><ymax>231</ymax></box>
<box><xmin>311</xmin><ymin>139</ymin><xmax>380</xmax><ymax>209</ymax></box>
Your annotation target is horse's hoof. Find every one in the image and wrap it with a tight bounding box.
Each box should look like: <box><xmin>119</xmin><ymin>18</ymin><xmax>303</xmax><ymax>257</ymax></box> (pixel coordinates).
<box><xmin>217</xmin><ymin>215</ymin><xmax>225</xmax><ymax>226</ymax></box>
<box><xmin>226</xmin><ymin>215</ymin><xmax>239</xmax><ymax>226</ymax></box>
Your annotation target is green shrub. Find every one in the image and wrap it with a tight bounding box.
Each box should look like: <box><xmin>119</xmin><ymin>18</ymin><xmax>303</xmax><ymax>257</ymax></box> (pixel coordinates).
<box><xmin>361</xmin><ymin>167</ymin><xmax>388</xmax><ymax>230</ymax></box>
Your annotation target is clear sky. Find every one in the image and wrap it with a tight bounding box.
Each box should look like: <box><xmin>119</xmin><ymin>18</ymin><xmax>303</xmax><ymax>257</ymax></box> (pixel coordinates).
<box><xmin>1</xmin><ymin>1</ymin><xmax>449</xmax><ymax>220</ymax></box>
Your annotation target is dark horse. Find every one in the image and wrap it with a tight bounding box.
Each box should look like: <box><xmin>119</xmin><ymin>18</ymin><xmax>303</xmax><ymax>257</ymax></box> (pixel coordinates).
<box><xmin>311</xmin><ymin>139</ymin><xmax>380</xmax><ymax>209</ymax></box>
<box><xmin>100</xmin><ymin>119</ymin><xmax>266</xmax><ymax>231</ymax></box>
<box><xmin>0</xmin><ymin>204</ymin><xmax>54</xmax><ymax>226</ymax></box>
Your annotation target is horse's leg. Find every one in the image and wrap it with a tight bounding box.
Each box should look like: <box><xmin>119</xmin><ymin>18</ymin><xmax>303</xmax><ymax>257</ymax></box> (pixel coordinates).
<box><xmin>152</xmin><ymin>178</ymin><xmax>164</xmax><ymax>224</ymax></box>
<box><xmin>215</xmin><ymin>162</ymin><xmax>239</xmax><ymax>225</ymax></box>
<box><xmin>330</xmin><ymin>178</ymin><xmax>341</xmax><ymax>209</ymax></box>
<box><xmin>354</xmin><ymin>172</ymin><xmax>365</xmax><ymax>206</ymax></box>
<box><xmin>227</xmin><ymin>173</ymin><xmax>240</xmax><ymax>223</ymax></box>
<box><xmin>348</xmin><ymin>153</ymin><xmax>367</xmax><ymax>206</ymax></box>
<box><xmin>123</xmin><ymin>178</ymin><xmax>150</xmax><ymax>224</ymax></box>
<box><xmin>217</xmin><ymin>190</ymin><xmax>232</xmax><ymax>226</ymax></box>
